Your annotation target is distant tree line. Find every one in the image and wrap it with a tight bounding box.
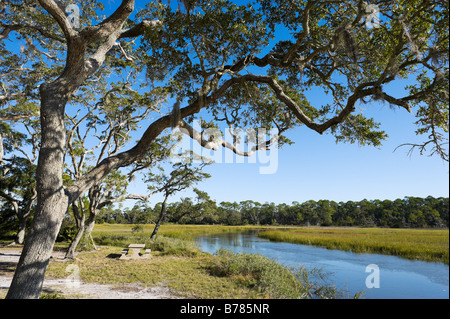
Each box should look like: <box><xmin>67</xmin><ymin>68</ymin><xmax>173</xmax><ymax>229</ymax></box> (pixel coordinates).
<box><xmin>97</xmin><ymin>196</ymin><xmax>449</xmax><ymax>228</ymax></box>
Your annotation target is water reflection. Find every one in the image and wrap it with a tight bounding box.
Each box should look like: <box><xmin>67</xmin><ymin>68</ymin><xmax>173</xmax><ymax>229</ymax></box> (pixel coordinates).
<box><xmin>194</xmin><ymin>232</ymin><xmax>449</xmax><ymax>299</ymax></box>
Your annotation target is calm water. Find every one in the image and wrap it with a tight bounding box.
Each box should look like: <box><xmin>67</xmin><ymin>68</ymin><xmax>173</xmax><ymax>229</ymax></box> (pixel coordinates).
<box><xmin>194</xmin><ymin>232</ymin><xmax>449</xmax><ymax>299</ymax></box>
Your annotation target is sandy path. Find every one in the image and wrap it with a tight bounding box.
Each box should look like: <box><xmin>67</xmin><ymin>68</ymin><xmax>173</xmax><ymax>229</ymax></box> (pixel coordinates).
<box><xmin>0</xmin><ymin>248</ymin><xmax>180</xmax><ymax>299</ymax></box>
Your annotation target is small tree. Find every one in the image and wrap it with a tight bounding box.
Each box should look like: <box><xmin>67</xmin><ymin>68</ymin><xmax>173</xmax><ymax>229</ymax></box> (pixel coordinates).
<box><xmin>148</xmin><ymin>161</ymin><xmax>211</xmax><ymax>238</ymax></box>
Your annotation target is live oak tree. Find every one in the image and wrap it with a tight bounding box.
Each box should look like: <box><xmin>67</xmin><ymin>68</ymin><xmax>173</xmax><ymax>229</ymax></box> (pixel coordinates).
<box><xmin>0</xmin><ymin>0</ymin><xmax>448</xmax><ymax>298</ymax></box>
<box><xmin>0</xmin><ymin>157</ymin><xmax>37</xmax><ymax>244</ymax></box>
<box><xmin>63</xmin><ymin>170</ymin><xmax>130</xmax><ymax>259</ymax></box>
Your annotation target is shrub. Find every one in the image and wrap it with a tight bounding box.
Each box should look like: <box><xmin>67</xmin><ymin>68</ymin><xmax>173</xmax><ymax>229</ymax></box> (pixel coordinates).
<box><xmin>94</xmin><ymin>234</ymin><xmax>129</xmax><ymax>247</ymax></box>
<box><xmin>131</xmin><ymin>224</ymin><xmax>144</xmax><ymax>233</ymax></box>
<box><xmin>57</xmin><ymin>221</ymin><xmax>77</xmax><ymax>242</ymax></box>
<box><xmin>77</xmin><ymin>233</ymin><xmax>96</xmax><ymax>252</ymax></box>
<box><xmin>210</xmin><ymin>249</ymin><xmax>341</xmax><ymax>299</ymax></box>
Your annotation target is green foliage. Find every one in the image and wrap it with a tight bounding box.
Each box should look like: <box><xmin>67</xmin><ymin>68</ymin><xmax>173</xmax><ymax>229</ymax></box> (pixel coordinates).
<box><xmin>146</xmin><ymin>161</ymin><xmax>211</xmax><ymax>196</ymax></box>
<box><xmin>0</xmin><ymin>156</ymin><xmax>36</xmax><ymax>197</ymax></box>
<box><xmin>210</xmin><ymin>249</ymin><xmax>342</xmax><ymax>299</ymax></box>
<box><xmin>46</xmin><ymin>246</ymin><xmax>263</xmax><ymax>299</ymax></box>
<box><xmin>140</xmin><ymin>0</ymin><xmax>270</xmax><ymax>95</ymax></box>
<box><xmin>1</xmin><ymin>0</ymin><xmax>448</xmax><ymax>230</ymax></box>
<box><xmin>332</xmin><ymin>114</ymin><xmax>388</xmax><ymax>147</ymax></box>
<box><xmin>39</xmin><ymin>292</ymin><xmax>66</xmax><ymax>299</ymax></box>
<box><xmin>148</xmin><ymin>235</ymin><xmax>200</xmax><ymax>257</ymax></box>
<box><xmin>131</xmin><ymin>224</ymin><xmax>144</xmax><ymax>233</ymax></box>
<box><xmin>91</xmin><ymin>223</ymin><xmax>448</xmax><ymax>264</ymax></box>
<box><xmin>57</xmin><ymin>222</ymin><xmax>77</xmax><ymax>243</ymax></box>
<box><xmin>77</xmin><ymin>233</ymin><xmax>96</xmax><ymax>252</ymax></box>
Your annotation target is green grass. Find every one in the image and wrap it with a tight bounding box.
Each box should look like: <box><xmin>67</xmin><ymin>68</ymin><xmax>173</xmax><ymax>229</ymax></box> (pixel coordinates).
<box><xmin>210</xmin><ymin>249</ymin><xmax>347</xmax><ymax>299</ymax></box>
<box><xmin>258</xmin><ymin>227</ymin><xmax>449</xmax><ymax>264</ymax></box>
<box><xmin>4</xmin><ymin>224</ymin><xmax>445</xmax><ymax>299</ymax></box>
<box><xmin>47</xmin><ymin>246</ymin><xmax>263</xmax><ymax>299</ymax></box>
<box><xmin>91</xmin><ymin>224</ymin><xmax>250</xmax><ymax>257</ymax></box>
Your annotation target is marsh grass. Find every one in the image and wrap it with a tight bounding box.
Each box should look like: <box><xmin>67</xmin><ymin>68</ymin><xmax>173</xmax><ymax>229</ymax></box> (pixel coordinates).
<box><xmin>46</xmin><ymin>243</ymin><xmax>343</xmax><ymax>299</ymax></box>
<box><xmin>258</xmin><ymin>227</ymin><xmax>449</xmax><ymax>264</ymax></box>
<box><xmin>91</xmin><ymin>224</ymin><xmax>261</xmax><ymax>257</ymax></box>
<box><xmin>46</xmin><ymin>226</ymin><xmax>269</xmax><ymax>298</ymax></box>
<box><xmin>93</xmin><ymin>233</ymin><xmax>200</xmax><ymax>257</ymax></box>
<box><xmin>93</xmin><ymin>224</ymin><xmax>259</xmax><ymax>240</ymax></box>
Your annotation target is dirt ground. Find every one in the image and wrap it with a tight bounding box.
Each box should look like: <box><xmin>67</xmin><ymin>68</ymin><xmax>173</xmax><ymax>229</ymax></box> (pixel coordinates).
<box><xmin>0</xmin><ymin>248</ymin><xmax>180</xmax><ymax>299</ymax></box>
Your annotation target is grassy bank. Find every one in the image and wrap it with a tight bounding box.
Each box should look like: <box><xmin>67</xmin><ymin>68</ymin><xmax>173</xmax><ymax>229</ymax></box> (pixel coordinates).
<box><xmin>46</xmin><ymin>246</ymin><xmax>263</xmax><ymax>299</ymax></box>
<box><xmin>258</xmin><ymin>227</ymin><xmax>449</xmax><ymax>264</ymax></box>
<box><xmin>46</xmin><ymin>233</ymin><xmax>343</xmax><ymax>299</ymax></box>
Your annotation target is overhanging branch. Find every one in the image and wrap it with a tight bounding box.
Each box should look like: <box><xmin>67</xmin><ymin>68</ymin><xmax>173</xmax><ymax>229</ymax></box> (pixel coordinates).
<box><xmin>178</xmin><ymin>120</ymin><xmax>281</xmax><ymax>157</ymax></box>
<box><xmin>37</xmin><ymin>0</ymin><xmax>78</xmax><ymax>40</ymax></box>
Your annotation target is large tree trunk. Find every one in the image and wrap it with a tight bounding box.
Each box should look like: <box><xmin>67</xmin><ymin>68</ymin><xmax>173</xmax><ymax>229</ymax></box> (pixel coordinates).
<box><xmin>5</xmin><ymin>0</ymin><xmax>141</xmax><ymax>299</ymax></box>
<box><xmin>6</xmin><ymin>82</ymin><xmax>69</xmax><ymax>299</ymax></box>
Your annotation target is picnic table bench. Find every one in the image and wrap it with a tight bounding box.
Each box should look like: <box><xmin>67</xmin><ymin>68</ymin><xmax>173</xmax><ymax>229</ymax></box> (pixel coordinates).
<box><xmin>120</xmin><ymin>244</ymin><xmax>151</xmax><ymax>260</ymax></box>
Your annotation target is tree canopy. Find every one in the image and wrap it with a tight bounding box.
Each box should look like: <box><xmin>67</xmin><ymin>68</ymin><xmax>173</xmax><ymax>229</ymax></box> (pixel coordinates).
<box><xmin>97</xmin><ymin>195</ymin><xmax>449</xmax><ymax>228</ymax></box>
